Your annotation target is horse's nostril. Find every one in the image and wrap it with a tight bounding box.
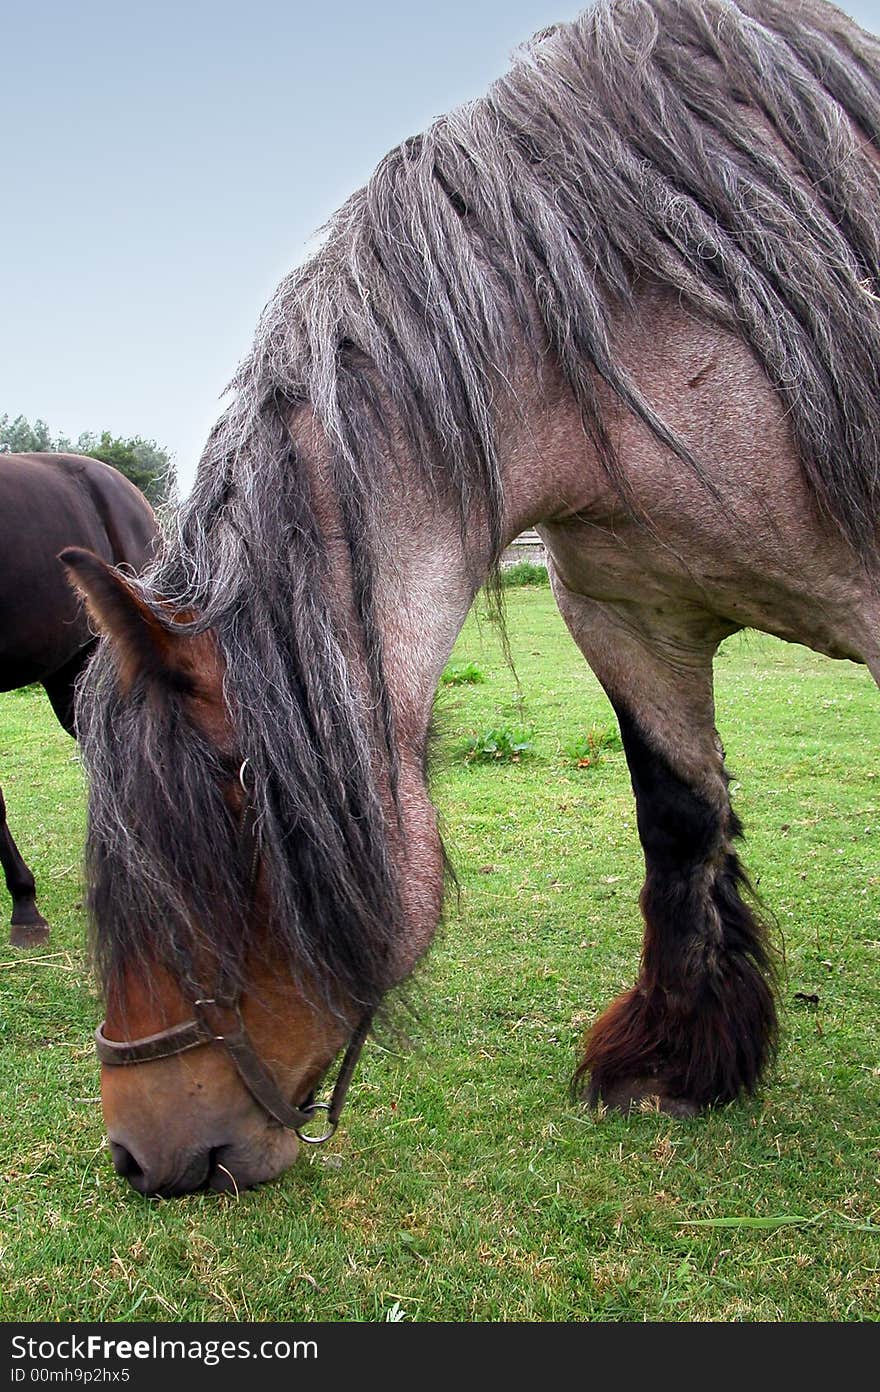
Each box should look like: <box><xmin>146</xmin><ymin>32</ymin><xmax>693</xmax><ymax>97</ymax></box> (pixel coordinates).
<box><xmin>109</xmin><ymin>1141</ymin><xmax>144</xmax><ymax>1181</ymax></box>
<box><xmin>109</xmin><ymin>1142</ymin><xmax>216</xmax><ymax>1195</ymax></box>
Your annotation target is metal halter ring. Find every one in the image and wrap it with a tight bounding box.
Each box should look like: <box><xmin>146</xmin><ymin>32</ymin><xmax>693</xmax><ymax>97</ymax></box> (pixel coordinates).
<box><xmin>294</xmin><ymin>1102</ymin><xmax>338</xmax><ymax>1145</ymax></box>
<box><xmin>238</xmin><ymin>759</ymin><xmax>252</xmax><ymax>794</ymax></box>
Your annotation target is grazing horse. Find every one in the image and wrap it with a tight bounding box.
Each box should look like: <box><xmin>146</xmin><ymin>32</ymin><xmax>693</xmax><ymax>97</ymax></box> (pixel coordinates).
<box><xmin>0</xmin><ymin>452</ymin><xmax>157</xmax><ymax>945</ymax></box>
<box><xmin>64</xmin><ymin>0</ymin><xmax>879</xmax><ymax>1196</ymax></box>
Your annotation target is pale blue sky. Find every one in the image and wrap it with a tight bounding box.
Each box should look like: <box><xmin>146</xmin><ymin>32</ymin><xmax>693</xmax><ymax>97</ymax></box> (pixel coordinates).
<box><xmin>3</xmin><ymin>0</ymin><xmax>879</xmax><ymax>491</ymax></box>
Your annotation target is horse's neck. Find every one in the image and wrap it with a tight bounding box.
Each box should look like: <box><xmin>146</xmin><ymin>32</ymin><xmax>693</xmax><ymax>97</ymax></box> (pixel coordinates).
<box><xmin>284</xmin><ymin>350</ymin><xmax>609</xmax><ymax>748</ymax></box>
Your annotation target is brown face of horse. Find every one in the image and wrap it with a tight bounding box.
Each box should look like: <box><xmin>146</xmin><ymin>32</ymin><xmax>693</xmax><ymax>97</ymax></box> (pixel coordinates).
<box><xmin>99</xmin><ymin>959</ymin><xmax>349</xmax><ymax>1195</ymax></box>
<box><xmin>61</xmin><ymin>547</ymin><xmax>381</xmax><ymax>1196</ymax></box>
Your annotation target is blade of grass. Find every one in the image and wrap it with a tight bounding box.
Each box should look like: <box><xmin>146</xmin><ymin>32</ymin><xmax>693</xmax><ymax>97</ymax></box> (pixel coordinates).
<box><xmin>677</xmin><ymin>1214</ymin><xmax>821</xmax><ymax>1230</ymax></box>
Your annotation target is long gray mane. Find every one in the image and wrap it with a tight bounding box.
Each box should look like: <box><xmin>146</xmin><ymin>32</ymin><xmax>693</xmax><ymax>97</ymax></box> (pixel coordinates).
<box><xmin>81</xmin><ymin>0</ymin><xmax>880</xmax><ymax>1012</ymax></box>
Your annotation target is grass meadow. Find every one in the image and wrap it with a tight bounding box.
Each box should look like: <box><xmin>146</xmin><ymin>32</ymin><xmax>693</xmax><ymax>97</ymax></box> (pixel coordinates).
<box><xmin>0</xmin><ymin>586</ymin><xmax>878</xmax><ymax>1322</ymax></box>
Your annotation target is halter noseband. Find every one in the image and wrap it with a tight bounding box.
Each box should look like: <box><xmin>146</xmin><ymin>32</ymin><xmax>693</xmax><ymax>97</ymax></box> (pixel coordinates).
<box><xmin>94</xmin><ymin>760</ymin><xmax>372</xmax><ymax>1145</ymax></box>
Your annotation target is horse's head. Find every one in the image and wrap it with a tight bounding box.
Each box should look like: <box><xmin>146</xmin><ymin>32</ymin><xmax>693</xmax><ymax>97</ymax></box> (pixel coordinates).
<box><xmin>61</xmin><ymin>545</ymin><xmax>434</xmax><ymax>1196</ymax></box>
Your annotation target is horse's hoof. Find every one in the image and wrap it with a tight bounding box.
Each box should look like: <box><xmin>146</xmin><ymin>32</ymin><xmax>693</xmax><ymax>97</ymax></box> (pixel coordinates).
<box><xmin>10</xmin><ymin>916</ymin><xmax>50</xmax><ymax>948</ymax></box>
<box><xmin>591</xmin><ymin>1074</ymin><xmax>701</xmax><ymax>1118</ymax></box>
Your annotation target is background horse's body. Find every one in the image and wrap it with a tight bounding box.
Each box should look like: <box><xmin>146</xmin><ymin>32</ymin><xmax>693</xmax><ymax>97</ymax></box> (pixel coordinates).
<box><xmin>0</xmin><ymin>452</ymin><xmax>157</xmax><ymax>944</ymax></box>
<box><xmin>65</xmin><ymin>0</ymin><xmax>880</xmax><ymax>1194</ymax></box>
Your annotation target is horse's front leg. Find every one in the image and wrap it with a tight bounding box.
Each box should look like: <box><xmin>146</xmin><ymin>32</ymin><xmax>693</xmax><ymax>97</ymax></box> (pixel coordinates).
<box><xmin>0</xmin><ymin>782</ymin><xmax>50</xmax><ymax>947</ymax></box>
<box><xmin>550</xmin><ymin>576</ymin><xmax>777</xmax><ymax>1115</ymax></box>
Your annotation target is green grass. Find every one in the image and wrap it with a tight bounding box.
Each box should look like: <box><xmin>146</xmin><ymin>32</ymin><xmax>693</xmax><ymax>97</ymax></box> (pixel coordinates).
<box><xmin>0</xmin><ymin>589</ymin><xmax>878</xmax><ymax>1322</ymax></box>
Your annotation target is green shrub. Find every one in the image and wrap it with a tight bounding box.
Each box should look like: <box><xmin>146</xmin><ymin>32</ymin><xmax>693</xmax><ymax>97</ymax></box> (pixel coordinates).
<box><xmin>499</xmin><ymin>560</ymin><xmax>549</xmax><ymax>588</ymax></box>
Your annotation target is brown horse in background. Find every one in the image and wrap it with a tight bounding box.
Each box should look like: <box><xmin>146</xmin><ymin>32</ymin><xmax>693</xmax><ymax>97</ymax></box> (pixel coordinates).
<box><xmin>0</xmin><ymin>453</ymin><xmax>157</xmax><ymax>945</ymax></box>
<box><xmin>64</xmin><ymin>0</ymin><xmax>879</xmax><ymax>1196</ymax></box>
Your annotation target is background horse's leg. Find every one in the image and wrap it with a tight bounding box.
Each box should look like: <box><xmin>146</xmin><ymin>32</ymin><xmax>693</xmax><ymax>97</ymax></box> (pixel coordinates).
<box><xmin>41</xmin><ymin>643</ymin><xmax>96</xmax><ymax>737</ymax></box>
<box><xmin>550</xmin><ymin>572</ymin><xmax>777</xmax><ymax>1115</ymax></box>
<box><xmin>1</xmin><ymin>647</ymin><xmax>95</xmax><ymax>946</ymax></box>
<box><xmin>0</xmin><ymin>782</ymin><xmax>49</xmax><ymax>947</ymax></box>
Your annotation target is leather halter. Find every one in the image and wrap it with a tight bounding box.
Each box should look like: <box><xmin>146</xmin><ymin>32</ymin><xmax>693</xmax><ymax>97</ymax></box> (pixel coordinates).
<box><xmin>94</xmin><ymin>762</ymin><xmax>372</xmax><ymax>1145</ymax></box>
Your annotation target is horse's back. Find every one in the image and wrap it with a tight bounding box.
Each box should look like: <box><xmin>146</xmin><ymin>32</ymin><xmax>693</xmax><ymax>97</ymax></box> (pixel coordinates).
<box><xmin>0</xmin><ymin>453</ymin><xmax>158</xmax><ymax>687</ymax></box>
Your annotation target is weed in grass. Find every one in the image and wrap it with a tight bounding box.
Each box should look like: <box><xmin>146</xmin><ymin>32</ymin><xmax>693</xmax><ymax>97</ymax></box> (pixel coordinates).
<box><xmin>565</xmin><ymin>724</ymin><xmax>623</xmax><ymax>768</ymax></box>
<box><xmin>464</xmin><ymin>726</ymin><xmax>534</xmax><ymax>762</ymax></box>
<box><xmin>499</xmin><ymin>561</ymin><xmax>549</xmax><ymax>588</ymax></box>
<box><xmin>441</xmin><ymin>662</ymin><xmax>486</xmax><ymax>686</ymax></box>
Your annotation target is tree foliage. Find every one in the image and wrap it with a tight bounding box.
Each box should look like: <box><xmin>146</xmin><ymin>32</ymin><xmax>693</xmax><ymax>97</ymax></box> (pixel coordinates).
<box><xmin>0</xmin><ymin>414</ymin><xmax>177</xmax><ymax>507</ymax></box>
<box><xmin>0</xmin><ymin>414</ymin><xmax>55</xmax><ymax>454</ymax></box>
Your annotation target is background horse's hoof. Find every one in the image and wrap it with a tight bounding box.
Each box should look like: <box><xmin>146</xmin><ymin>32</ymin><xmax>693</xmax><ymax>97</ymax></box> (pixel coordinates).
<box><xmin>10</xmin><ymin>914</ymin><xmax>50</xmax><ymax>948</ymax></box>
<box><xmin>590</xmin><ymin>1075</ymin><xmax>701</xmax><ymax>1119</ymax></box>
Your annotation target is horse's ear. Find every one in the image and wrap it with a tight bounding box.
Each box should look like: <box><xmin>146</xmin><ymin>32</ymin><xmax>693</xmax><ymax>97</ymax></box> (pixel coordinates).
<box><xmin>59</xmin><ymin>547</ymin><xmax>185</xmax><ymax>693</ymax></box>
